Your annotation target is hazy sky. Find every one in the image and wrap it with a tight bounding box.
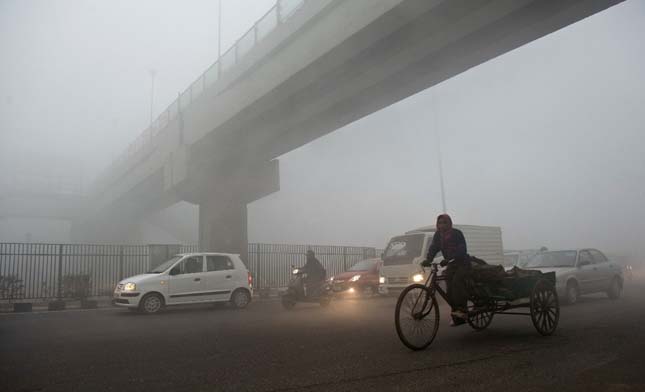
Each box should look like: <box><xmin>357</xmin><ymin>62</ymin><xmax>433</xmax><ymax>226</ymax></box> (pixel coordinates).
<box><xmin>0</xmin><ymin>0</ymin><xmax>274</xmax><ymax>175</ymax></box>
<box><xmin>249</xmin><ymin>0</ymin><xmax>645</xmax><ymax>255</ymax></box>
<box><xmin>1</xmin><ymin>1</ymin><xmax>644</xmax><ymax>259</ymax></box>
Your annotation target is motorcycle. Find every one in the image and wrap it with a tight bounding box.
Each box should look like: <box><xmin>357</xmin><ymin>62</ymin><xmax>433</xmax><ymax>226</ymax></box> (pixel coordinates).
<box><xmin>281</xmin><ymin>266</ymin><xmax>332</xmax><ymax>310</ymax></box>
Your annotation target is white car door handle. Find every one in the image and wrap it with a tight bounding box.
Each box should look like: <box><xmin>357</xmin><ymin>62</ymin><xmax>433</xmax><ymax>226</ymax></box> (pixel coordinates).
<box><xmin>225</xmin><ymin>275</ymin><xmax>232</xmax><ymax>279</ymax></box>
<box><xmin>194</xmin><ymin>278</ymin><xmax>201</xmax><ymax>282</ymax></box>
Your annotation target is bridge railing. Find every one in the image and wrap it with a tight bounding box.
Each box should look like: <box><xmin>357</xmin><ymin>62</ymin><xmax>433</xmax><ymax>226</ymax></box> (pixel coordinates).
<box><xmin>100</xmin><ymin>0</ymin><xmax>308</xmax><ymax>188</ymax></box>
<box><xmin>0</xmin><ymin>241</ymin><xmax>382</xmax><ymax>301</ymax></box>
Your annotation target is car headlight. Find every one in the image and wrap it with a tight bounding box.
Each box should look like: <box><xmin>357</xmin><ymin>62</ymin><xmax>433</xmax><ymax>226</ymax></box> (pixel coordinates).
<box><xmin>330</xmin><ymin>276</ymin><xmax>334</xmax><ymax>282</ymax></box>
<box><xmin>292</xmin><ymin>269</ymin><xmax>299</xmax><ymax>274</ymax></box>
<box><xmin>379</xmin><ymin>276</ymin><xmax>385</xmax><ymax>284</ymax></box>
<box><xmin>123</xmin><ymin>282</ymin><xmax>137</xmax><ymax>291</ymax></box>
<box><xmin>412</xmin><ymin>273</ymin><xmax>424</xmax><ymax>283</ymax></box>
<box><xmin>350</xmin><ymin>274</ymin><xmax>361</xmax><ymax>282</ymax></box>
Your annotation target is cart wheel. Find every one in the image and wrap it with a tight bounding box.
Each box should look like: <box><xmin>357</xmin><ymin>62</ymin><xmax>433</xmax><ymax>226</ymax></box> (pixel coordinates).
<box><xmin>395</xmin><ymin>284</ymin><xmax>440</xmax><ymax>351</ymax></box>
<box><xmin>467</xmin><ymin>302</ymin><xmax>495</xmax><ymax>331</ymax></box>
<box><xmin>530</xmin><ymin>279</ymin><xmax>559</xmax><ymax>336</ymax></box>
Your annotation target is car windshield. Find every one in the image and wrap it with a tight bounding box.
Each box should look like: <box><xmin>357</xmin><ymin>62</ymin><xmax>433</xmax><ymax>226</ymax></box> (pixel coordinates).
<box><xmin>349</xmin><ymin>259</ymin><xmax>378</xmax><ymax>271</ymax></box>
<box><xmin>382</xmin><ymin>234</ymin><xmax>424</xmax><ymax>266</ymax></box>
<box><xmin>148</xmin><ymin>256</ymin><xmax>183</xmax><ymax>273</ymax></box>
<box><xmin>526</xmin><ymin>251</ymin><xmax>577</xmax><ymax>268</ymax></box>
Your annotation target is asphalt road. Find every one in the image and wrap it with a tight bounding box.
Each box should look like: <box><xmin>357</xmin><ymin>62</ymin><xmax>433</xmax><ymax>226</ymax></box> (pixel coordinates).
<box><xmin>2</xmin><ymin>279</ymin><xmax>645</xmax><ymax>392</ymax></box>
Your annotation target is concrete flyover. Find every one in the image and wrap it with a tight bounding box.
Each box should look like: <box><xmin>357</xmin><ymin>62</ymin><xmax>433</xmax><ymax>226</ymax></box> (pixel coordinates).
<box><xmin>80</xmin><ymin>0</ymin><xmax>624</xmax><ymax>260</ymax></box>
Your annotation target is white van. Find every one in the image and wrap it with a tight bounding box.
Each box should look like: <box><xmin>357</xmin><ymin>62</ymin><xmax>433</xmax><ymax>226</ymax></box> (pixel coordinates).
<box><xmin>378</xmin><ymin>225</ymin><xmax>504</xmax><ymax>294</ymax></box>
<box><xmin>113</xmin><ymin>253</ymin><xmax>253</xmax><ymax>314</ymax></box>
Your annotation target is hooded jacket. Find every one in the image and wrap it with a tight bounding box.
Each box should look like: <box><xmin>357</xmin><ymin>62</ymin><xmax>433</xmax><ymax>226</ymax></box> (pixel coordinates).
<box><xmin>426</xmin><ymin>214</ymin><xmax>469</xmax><ymax>266</ymax></box>
<box><xmin>302</xmin><ymin>254</ymin><xmax>326</xmax><ymax>282</ymax></box>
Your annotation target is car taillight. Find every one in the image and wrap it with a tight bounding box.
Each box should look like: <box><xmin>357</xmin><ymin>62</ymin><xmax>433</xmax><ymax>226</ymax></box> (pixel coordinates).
<box><xmin>248</xmin><ymin>272</ymin><xmax>253</xmax><ymax>287</ymax></box>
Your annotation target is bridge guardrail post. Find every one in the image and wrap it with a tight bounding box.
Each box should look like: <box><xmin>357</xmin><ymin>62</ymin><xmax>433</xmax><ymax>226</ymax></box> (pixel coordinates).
<box><xmin>56</xmin><ymin>244</ymin><xmax>63</xmax><ymax>300</ymax></box>
<box><xmin>256</xmin><ymin>243</ymin><xmax>261</xmax><ymax>289</ymax></box>
<box><xmin>343</xmin><ymin>246</ymin><xmax>347</xmax><ymax>271</ymax></box>
<box><xmin>118</xmin><ymin>246</ymin><xmax>124</xmax><ymax>280</ymax></box>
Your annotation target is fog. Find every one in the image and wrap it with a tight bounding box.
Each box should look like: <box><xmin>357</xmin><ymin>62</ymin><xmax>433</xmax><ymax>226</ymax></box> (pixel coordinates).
<box><xmin>1</xmin><ymin>0</ymin><xmax>644</xmax><ymax>263</ymax></box>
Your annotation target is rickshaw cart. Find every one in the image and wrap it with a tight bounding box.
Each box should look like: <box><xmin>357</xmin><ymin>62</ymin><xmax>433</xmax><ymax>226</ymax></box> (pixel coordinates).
<box><xmin>395</xmin><ymin>261</ymin><xmax>560</xmax><ymax>351</ymax></box>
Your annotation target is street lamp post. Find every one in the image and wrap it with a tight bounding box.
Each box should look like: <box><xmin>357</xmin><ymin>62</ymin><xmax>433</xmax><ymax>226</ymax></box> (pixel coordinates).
<box><xmin>436</xmin><ymin>130</ymin><xmax>447</xmax><ymax>214</ymax></box>
<box><xmin>432</xmin><ymin>91</ymin><xmax>447</xmax><ymax>213</ymax></box>
<box><xmin>217</xmin><ymin>0</ymin><xmax>222</xmax><ymax>76</ymax></box>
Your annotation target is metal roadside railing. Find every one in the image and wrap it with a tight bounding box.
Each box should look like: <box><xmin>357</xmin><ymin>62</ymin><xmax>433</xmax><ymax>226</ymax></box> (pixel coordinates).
<box><xmin>0</xmin><ymin>242</ymin><xmax>382</xmax><ymax>301</ymax></box>
<box><xmin>248</xmin><ymin>243</ymin><xmax>382</xmax><ymax>290</ymax></box>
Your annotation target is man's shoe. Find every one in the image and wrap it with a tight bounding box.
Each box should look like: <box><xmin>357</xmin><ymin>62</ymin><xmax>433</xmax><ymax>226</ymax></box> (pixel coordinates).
<box><xmin>451</xmin><ymin>310</ymin><xmax>468</xmax><ymax>320</ymax></box>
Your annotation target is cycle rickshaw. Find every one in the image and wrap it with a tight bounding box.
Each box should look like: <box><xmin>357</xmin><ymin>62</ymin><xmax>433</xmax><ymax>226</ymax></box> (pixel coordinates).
<box><xmin>394</xmin><ymin>259</ymin><xmax>560</xmax><ymax>350</ymax></box>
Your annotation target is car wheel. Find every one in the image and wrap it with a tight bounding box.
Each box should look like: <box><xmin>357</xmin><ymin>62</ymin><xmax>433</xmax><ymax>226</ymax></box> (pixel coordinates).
<box><xmin>230</xmin><ymin>289</ymin><xmax>251</xmax><ymax>309</ymax></box>
<box><xmin>564</xmin><ymin>282</ymin><xmax>578</xmax><ymax>305</ymax></box>
<box><xmin>607</xmin><ymin>277</ymin><xmax>622</xmax><ymax>300</ymax></box>
<box><xmin>140</xmin><ymin>293</ymin><xmax>164</xmax><ymax>314</ymax></box>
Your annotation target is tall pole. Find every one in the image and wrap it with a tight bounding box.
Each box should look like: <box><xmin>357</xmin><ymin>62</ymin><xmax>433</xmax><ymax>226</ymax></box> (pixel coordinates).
<box><xmin>432</xmin><ymin>91</ymin><xmax>447</xmax><ymax>213</ymax></box>
<box><xmin>217</xmin><ymin>0</ymin><xmax>222</xmax><ymax>76</ymax></box>
<box><xmin>149</xmin><ymin>68</ymin><xmax>157</xmax><ymax>125</ymax></box>
<box><xmin>437</xmin><ymin>131</ymin><xmax>447</xmax><ymax>214</ymax></box>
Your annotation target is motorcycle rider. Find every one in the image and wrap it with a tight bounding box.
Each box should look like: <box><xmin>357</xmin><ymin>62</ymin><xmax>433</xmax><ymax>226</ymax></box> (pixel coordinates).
<box><xmin>300</xmin><ymin>250</ymin><xmax>326</xmax><ymax>296</ymax></box>
<box><xmin>421</xmin><ymin>214</ymin><xmax>471</xmax><ymax>325</ymax></box>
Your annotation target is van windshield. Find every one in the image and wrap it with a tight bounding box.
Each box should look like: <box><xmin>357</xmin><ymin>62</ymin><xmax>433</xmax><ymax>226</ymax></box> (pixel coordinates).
<box><xmin>383</xmin><ymin>234</ymin><xmax>424</xmax><ymax>266</ymax></box>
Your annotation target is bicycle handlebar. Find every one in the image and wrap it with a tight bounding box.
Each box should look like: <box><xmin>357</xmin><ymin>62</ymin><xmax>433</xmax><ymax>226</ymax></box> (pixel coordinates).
<box><xmin>421</xmin><ymin>259</ymin><xmax>455</xmax><ymax>270</ymax></box>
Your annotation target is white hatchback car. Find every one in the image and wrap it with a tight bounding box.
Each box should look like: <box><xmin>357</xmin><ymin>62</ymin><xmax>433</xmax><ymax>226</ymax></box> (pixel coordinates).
<box><xmin>113</xmin><ymin>253</ymin><xmax>253</xmax><ymax>314</ymax></box>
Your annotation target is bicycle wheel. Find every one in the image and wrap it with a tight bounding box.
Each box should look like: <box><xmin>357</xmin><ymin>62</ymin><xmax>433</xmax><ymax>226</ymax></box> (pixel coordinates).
<box><xmin>530</xmin><ymin>279</ymin><xmax>559</xmax><ymax>336</ymax></box>
<box><xmin>395</xmin><ymin>284</ymin><xmax>440</xmax><ymax>351</ymax></box>
<box><xmin>467</xmin><ymin>301</ymin><xmax>494</xmax><ymax>331</ymax></box>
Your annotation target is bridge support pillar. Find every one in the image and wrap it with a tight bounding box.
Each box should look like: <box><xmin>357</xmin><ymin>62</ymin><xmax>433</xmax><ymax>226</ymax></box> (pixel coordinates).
<box><xmin>198</xmin><ymin>196</ymin><xmax>248</xmax><ymax>262</ymax></box>
<box><xmin>196</xmin><ymin>160</ymin><xmax>279</xmax><ymax>264</ymax></box>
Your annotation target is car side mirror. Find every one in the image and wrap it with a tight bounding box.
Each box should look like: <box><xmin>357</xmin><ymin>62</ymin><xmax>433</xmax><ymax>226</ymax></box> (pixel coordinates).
<box><xmin>169</xmin><ymin>266</ymin><xmax>180</xmax><ymax>276</ymax></box>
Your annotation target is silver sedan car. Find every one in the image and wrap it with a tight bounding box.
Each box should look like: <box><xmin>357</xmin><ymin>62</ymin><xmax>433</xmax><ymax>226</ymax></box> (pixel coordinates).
<box><xmin>524</xmin><ymin>249</ymin><xmax>623</xmax><ymax>304</ymax></box>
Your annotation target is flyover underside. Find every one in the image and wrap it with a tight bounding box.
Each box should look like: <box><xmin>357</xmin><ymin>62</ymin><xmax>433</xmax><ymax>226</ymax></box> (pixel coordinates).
<box><xmin>191</xmin><ymin>0</ymin><xmax>623</xmax><ymax>167</ymax></box>
<box><xmin>71</xmin><ymin>169</ymin><xmax>175</xmax><ymax>244</ymax></box>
